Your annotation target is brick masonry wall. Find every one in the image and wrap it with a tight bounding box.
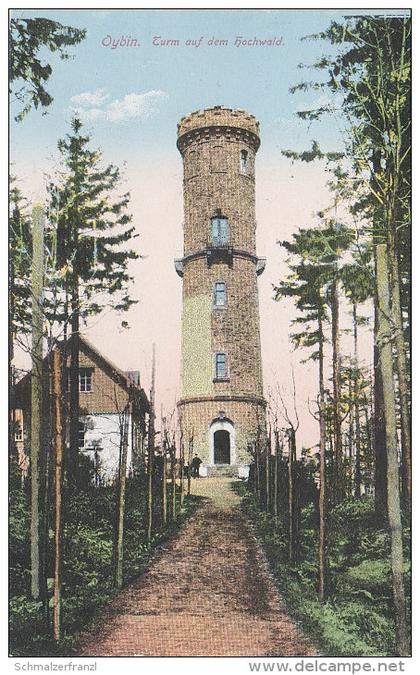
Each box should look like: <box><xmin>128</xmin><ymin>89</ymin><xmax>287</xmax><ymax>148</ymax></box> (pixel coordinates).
<box><xmin>181</xmin><ymin>256</ymin><xmax>263</xmax><ymax>399</ymax></box>
<box><xmin>178</xmin><ymin>109</ymin><xmax>258</xmax><ymax>256</ymax></box>
<box><xmin>65</xmin><ymin>346</ymin><xmax>130</xmax><ymax>415</ymax></box>
<box><xmin>179</xmin><ymin>398</ymin><xmax>266</xmax><ymax>465</ymax></box>
<box><xmin>177</xmin><ymin>107</ymin><xmax>266</xmax><ymax>466</ymax></box>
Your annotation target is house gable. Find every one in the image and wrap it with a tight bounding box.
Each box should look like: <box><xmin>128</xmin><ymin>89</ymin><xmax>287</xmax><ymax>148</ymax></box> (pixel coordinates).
<box><xmin>65</xmin><ymin>342</ymin><xmax>131</xmax><ymax>415</ymax></box>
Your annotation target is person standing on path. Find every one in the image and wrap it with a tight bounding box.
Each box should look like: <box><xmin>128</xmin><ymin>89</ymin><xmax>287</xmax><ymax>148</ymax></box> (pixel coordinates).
<box><xmin>191</xmin><ymin>454</ymin><xmax>202</xmax><ymax>478</ymax></box>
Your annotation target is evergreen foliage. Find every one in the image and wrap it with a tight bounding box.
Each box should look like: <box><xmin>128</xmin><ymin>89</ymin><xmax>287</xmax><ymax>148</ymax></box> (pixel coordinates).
<box><xmin>9</xmin><ymin>17</ymin><xmax>86</xmax><ymax>121</ymax></box>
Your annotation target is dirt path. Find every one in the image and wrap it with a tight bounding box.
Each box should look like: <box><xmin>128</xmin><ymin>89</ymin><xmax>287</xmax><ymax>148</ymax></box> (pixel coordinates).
<box><xmin>76</xmin><ymin>478</ymin><xmax>315</xmax><ymax>657</ymax></box>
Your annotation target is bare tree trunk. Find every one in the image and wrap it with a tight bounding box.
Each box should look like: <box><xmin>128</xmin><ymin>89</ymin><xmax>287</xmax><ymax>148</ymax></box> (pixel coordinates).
<box><xmin>374</xmin><ymin>285</ymin><xmax>388</xmax><ymax>517</ymax></box>
<box><xmin>9</xmin><ymin>251</ymin><xmax>16</xmax><ymax>466</ymax></box>
<box><xmin>147</xmin><ymin>345</ymin><xmax>156</xmax><ymax>544</ymax></box>
<box><xmin>376</xmin><ymin>243</ymin><xmax>409</xmax><ymax>656</ymax></box>
<box><xmin>180</xmin><ymin>439</ymin><xmax>185</xmax><ymax>508</ymax></box>
<box><xmin>114</xmin><ymin>406</ymin><xmax>129</xmax><ymax>589</ymax></box>
<box><xmin>41</xmin><ymin>406</ymin><xmax>50</xmax><ymax>621</ymax></box>
<box><xmin>162</xmin><ymin>445</ymin><xmax>167</xmax><ymax>527</ymax></box>
<box><xmin>331</xmin><ymin>276</ymin><xmax>343</xmax><ymax>503</ymax></box>
<box><xmin>288</xmin><ymin>427</ymin><xmax>298</xmax><ymax>564</ymax></box>
<box><xmin>288</xmin><ymin>429</ymin><xmax>294</xmax><ymax>564</ymax></box>
<box><xmin>69</xmin><ymin>263</ymin><xmax>80</xmax><ymax>484</ymax></box>
<box><xmin>364</xmin><ymin>404</ymin><xmax>373</xmax><ymax>489</ymax></box>
<box><xmin>53</xmin><ymin>349</ymin><xmax>63</xmax><ymax>641</ymax></box>
<box><xmin>389</xmin><ymin>235</ymin><xmax>411</xmax><ymax>512</ymax></box>
<box><xmin>273</xmin><ymin>430</ymin><xmax>279</xmax><ymax>520</ymax></box>
<box><xmin>318</xmin><ymin>310</ymin><xmax>327</xmax><ymax>603</ymax></box>
<box><xmin>255</xmin><ymin>442</ymin><xmax>260</xmax><ymax>506</ymax></box>
<box><xmin>30</xmin><ymin>205</ymin><xmax>45</xmax><ymax>600</ymax></box>
<box><xmin>43</xmin><ymin>345</ymin><xmax>58</xmax><ymax>619</ymax></box>
<box><xmin>147</xmin><ymin>444</ymin><xmax>154</xmax><ymax>544</ymax></box>
<box><xmin>265</xmin><ymin>438</ymin><xmax>270</xmax><ymax>512</ymax></box>
<box><xmin>353</xmin><ymin>303</ymin><xmax>362</xmax><ymax>498</ymax></box>
<box><xmin>171</xmin><ymin>446</ymin><xmax>176</xmax><ymax>519</ymax></box>
<box><xmin>354</xmin><ymin>413</ymin><xmax>362</xmax><ymax>498</ymax></box>
<box><xmin>187</xmin><ymin>436</ymin><xmax>193</xmax><ymax>496</ymax></box>
<box><xmin>348</xmin><ymin>378</ymin><xmax>354</xmax><ymax>489</ymax></box>
<box><xmin>10</xmin><ymin>368</ymin><xmax>18</xmax><ymax>468</ymax></box>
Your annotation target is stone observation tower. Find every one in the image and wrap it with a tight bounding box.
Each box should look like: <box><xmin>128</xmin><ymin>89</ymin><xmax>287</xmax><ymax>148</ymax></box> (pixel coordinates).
<box><xmin>175</xmin><ymin>106</ymin><xmax>266</xmax><ymax>477</ymax></box>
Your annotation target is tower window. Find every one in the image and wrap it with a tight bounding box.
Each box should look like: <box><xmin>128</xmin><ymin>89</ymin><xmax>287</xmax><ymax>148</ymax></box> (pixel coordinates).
<box><xmin>240</xmin><ymin>149</ymin><xmax>248</xmax><ymax>173</ymax></box>
<box><xmin>214</xmin><ymin>282</ymin><xmax>227</xmax><ymax>307</ymax></box>
<box><xmin>211</xmin><ymin>216</ymin><xmax>229</xmax><ymax>246</ymax></box>
<box><xmin>215</xmin><ymin>352</ymin><xmax>228</xmax><ymax>380</ymax></box>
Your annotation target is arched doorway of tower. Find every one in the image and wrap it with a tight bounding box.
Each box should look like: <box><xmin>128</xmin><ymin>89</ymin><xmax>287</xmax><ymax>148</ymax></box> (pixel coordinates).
<box><xmin>214</xmin><ymin>430</ymin><xmax>230</xmax><ymax>464</ymax></box>
<box><xmin>209</xmin><ymin>416</ymin><xmax>235</xmax><ymax>466</ymax></box>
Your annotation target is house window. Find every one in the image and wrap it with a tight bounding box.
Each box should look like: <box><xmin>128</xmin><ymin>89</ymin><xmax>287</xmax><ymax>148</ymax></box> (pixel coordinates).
<box><xmin>78</xmin><ymin>422</ymin><xmax>86</xmax><ymax>448</ymax></box>
<box><xmin>215</xmin><ymin>352</ymin><xmax>227</xmax><ymax>380</ymax></box>
<box><xmin>66</xmin><ymin>368</ymin><xmax>93</xmax><ymax>392</ymax></box>
<box><xmin>214</xmin><ymin>282</ymin><xmax>227</xmax><ymax>307</ymax></box>
<box><xmin>240</xmin><ymin>149</ymin><xmax>248</xmax><ymax>173</ymax></box>
<box><xmin>79</xmin><ymin>368</ymin><xmax>93</xmax><ymax>392</ymax></box>
<box><xmin>211</xmin><ymin>216</ymin><xmax>229</xmax><ymax>246</ymax></box>
<box><xmin>14</xmin><ymin>425</ymin><xmax>23</xmax><ymax>442</ymax></box>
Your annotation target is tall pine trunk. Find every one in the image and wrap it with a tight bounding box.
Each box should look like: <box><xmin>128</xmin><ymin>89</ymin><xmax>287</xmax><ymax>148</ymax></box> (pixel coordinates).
<box><xmin>374</xmin><ymin>282</ymin><xmax>388</xmax><ymax>517</ymax></box>
<box><xmin>353</xmin><ymin>303</ymin><xmax>362</xmax><ymax>498</ymax></box>
<box><xmin>388</xmin><ymin>233</ymin><xmax>411</xmax><ymax>512</ymax></box>
<box><xmin>30</xmin><ymin>205</ymin><xmax>45</xmax><ymax>600</ymax></box>
<box><xmin>69</xmin><ymin>271</ymin><xmax>79</xmax><ymax>484</ymax></box>
<box><xmin>288</xmin><ymin>428</ymin><xmax>296</xmax><ymax>564</ymax></box>
<box><xmin>331</xmin><ymin>276</ymin><xmax>343</xmax><ymax>502</ymax></box>
<box><xmin>318</xmin><ymin>309</ymin><xmax>327</xmax><ymax>603</ymax></box>
<box><xmin>53</xmin><ymin>349</ymin><xmax>63</xmax><ymax>641</ymax></box>
<box><xmin>376</xmin><ymin>243</ymin><xmax>409</xmax><ymax>656</ymax></box>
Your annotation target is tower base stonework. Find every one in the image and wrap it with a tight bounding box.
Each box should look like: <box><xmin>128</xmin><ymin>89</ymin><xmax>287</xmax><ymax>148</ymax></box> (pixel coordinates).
<box><xmin>178</xmin><ymin>396</ymin><xmax>266</xmax><ymax>477</ymax></box>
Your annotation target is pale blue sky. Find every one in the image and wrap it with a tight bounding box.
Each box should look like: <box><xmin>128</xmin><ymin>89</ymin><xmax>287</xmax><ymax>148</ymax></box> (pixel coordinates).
<box><xmin>11</xmin><ymin>7</ymin><xmax>406</xmax><ymax>167</ymax></box>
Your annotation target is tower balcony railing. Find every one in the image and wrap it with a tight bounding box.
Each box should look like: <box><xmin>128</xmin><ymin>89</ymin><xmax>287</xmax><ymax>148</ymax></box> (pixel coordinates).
<box><xmin>174</xmin><ymin>249</ymin><xmax>266</xmax><ymax>277</ymax></box>
<box><xmin>206</xmin><ymin>240</ymin><xmax>233</xmax><ymax>267</ymax></box>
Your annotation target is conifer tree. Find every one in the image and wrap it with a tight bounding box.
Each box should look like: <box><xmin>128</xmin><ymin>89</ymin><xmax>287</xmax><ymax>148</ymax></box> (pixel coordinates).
<box><xmin>275</xmin><ymin>226</ymin><xmax>330</xmax><ymax>601</ymax></box>
<box><xmin>10</xmin><ymin>17</ymin><xmax>85</xmax><ymax>121</ymax></box>
<box><xmin>284</xmin><ymin>15</ymin><xmax>410</xmax><ymax>653</ymax></box>
<box><xmin>47</xmin><ymin>117</ymin><xmax>138</xmax><ymax>481</ymax></box>
<box><xmin>10</xmin><ymin>181</ymin><xmax>32</xmax><ymax>340</ymax></box>
<box><xmin>341</xmin><ymin>250</ymin><xmax>375</xmax><ymax>497</ymax></box>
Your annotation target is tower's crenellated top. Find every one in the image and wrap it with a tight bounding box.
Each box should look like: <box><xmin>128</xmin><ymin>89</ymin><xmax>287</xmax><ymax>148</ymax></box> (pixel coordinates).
<box><xmin>177</xmin><ymin>106</ymin><xmax>260</xmax><ymax>153</ymax></box>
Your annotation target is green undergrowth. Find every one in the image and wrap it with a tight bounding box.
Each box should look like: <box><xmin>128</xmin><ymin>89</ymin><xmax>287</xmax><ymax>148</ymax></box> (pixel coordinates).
<box><xmin>9</xmin><ymin>473</ymin><xmax>202</xmax><ymax>657</ymax></box>
<box><xmin>237</xmin><ymin>483</ymin><xmax>410</xmax><ymax>657</ymax></box>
